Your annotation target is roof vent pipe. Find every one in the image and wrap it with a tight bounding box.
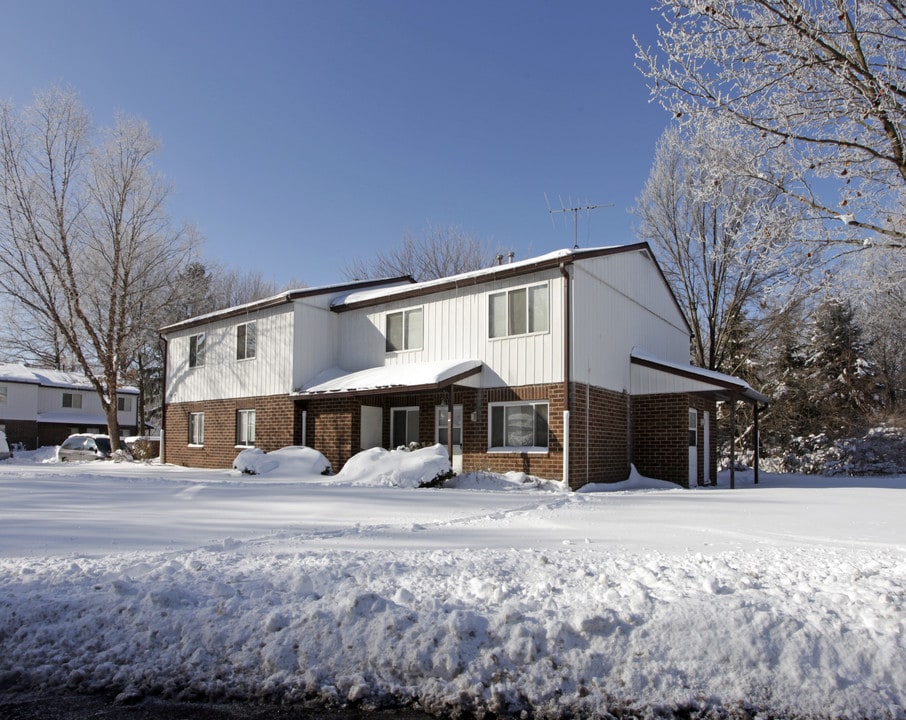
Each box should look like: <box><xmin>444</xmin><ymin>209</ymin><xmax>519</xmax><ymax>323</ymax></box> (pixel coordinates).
<box><xmin>507</xmin><ymin>251</ymin><xmax>515</xmax><ymax>263</ymax></box>
<box><xmin>495</xmin><ymin>253</ymin><xmax>504</xmax><ymax>266</ymax></box>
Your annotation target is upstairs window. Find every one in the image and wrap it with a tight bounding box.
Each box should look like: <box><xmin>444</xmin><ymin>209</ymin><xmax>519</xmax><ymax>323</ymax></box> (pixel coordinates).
<box><xmin>237</xmin><ymin>321</ymin><xmax>257</xmax><ymax>360</ymax></box>
<box><xmin>189</xmin><ymin>333</ymin><xmax>206</xmax><ymax>368</ymax></box>
<box><xmin>386</xmin><ymin>308</ymin><xmax>423</xmax><ymax>352</ymax></box>
<box><xmin>62</xmin><ymin>392</ymin><xmax>83</xmax><ymax>409</ymax></box>
<box><xmin>0</xmin><ymin>386</ymin><xmax>6</xmax><ymax>403</ymax></box>
<box><xmin>117</xmin><ymin>396</ymin><xmax>132</xmax><ymax>412</ymax></box>
<box><xmin>489</xmin><ymin>283</ymin><xmax>549</xmax><ymax>338</ymax></box>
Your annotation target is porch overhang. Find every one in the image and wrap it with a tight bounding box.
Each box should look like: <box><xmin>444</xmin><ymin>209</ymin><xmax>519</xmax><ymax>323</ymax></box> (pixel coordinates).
<box><xmin>293</xmin><ymin>359</ymin><xmax>483</xmax><ymax>399</ymax></box>
<box><xmin>630</xmin><ymin>349</ymin><xmax>769</xmax><ymax>405</ymax></box>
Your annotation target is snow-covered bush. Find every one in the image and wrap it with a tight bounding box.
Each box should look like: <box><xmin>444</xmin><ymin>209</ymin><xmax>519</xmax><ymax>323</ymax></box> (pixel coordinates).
<box><xmin>233</xmin><ymin>446</ymin><xmax>332</xmax><ymax>477</ymax></box>
<box><xmin>775</xmin><ymin>425</ymin><xmax>906</xmax><ymax>475</ymax></box>
<box><xmin>337</xmin><ymin>444</ymin><xmax>451</xmax><ymax>488</ymax></box>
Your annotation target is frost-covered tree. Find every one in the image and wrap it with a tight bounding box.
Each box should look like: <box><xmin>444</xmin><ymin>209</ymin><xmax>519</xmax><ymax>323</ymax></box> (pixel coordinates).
<box><xmin>806</xmin><ymin>297</ymin><xmax>878</xmax><ymax>435</ymax></box>
<box><xmin>634</xmin><ymin>119</ymin><xmax>812</xmax><ymax>373</ymax></box>
<box><xmin>0</xmin><ymin>87</ymin><xmax>199</xmax><ymax>449</ymax></box>
<box><xmin>636</xmin><ymin>0</ymin><xmax>906</xmax><ymax>249</ymax></box>
<box><xmin>343</xmin><ymin>224</ymin><xmax>495</xmax><ymax>282</ymax></box>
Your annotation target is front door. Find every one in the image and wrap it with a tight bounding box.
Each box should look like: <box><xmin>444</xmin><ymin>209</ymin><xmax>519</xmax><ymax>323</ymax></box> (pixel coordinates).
<box><xmin>703</xmin><ymin>411</ymin><xmax>711</xmax><ymax>486</ymax></box>
<box><xmin>688</xmin><ymin>408</ymin><xmax>698</xmax><ymax>487</ymax></box>
<box><xmin>436</xmin><ymin>405</ymin><xmax>463</xmax><ymax>473</ymax></box>
<box><xmin>361</xmin><ymin>406</ymin><xmax>382</xmax><ymax>449</ymax></box>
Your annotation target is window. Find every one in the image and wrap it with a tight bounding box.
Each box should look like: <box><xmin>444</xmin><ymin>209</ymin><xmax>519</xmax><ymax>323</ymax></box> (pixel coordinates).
<box><xmin>0</xmin><ymin>386</ymin><xmax>7</xmax><ymax>404</ymax></box>
<box><xmin>189</xmin><ymin>333</ymin><xmax>206</xmax><ymax>368</ymax></box>
<box><xmin>435</xmin><ymin>405</ymin><xmax>463</xmax><ymax>446</ymax></box>
<box><xmin>391</xmin><ymin>407</ymin><xmax>419</xmax><ymax>447</ymax></box>
<box><xmin>489</xmin><ymin>401</ymin><xmax>549</xmax><ymax>450</ymax></box>
<box><xmin>237</xmin><ymin>321</ymin><xmax>257</xmax><ymax>360</ymax></box>
<box><xmin>236</xmin><ymin>409</ymin><xmax>256</xmax><ymax>446</ymax></box>
<box><xmin>188</xmin><ymin>412</ymin><xmax>204</xmax><ymax>446</ymax></box>
<box><xmin>62</xmin><ymin>393</ymin><xmax>83</xmax><ymax>409</ymax></box>
<box><xmin>117</xmin><ymin>396</ymin><xmax>132</xmax><ymax>412</ymax></box>
<box><xmin>489</xmin><ymin>283</ymin><xmax>549</xmax><ymax>338</ymax></box>
<box><xmin>386</xmin><ymin>308</ymin><xmax>423</xmax><ymax>352</ymax></box>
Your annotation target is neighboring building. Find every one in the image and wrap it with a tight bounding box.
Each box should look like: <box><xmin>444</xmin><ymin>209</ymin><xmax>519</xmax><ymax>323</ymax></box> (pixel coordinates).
<box><xmin>0</xmin><ymin>364</ymin><xmax>140</xmax><ymax>449</ymax></box>
<box><xmin>161</xmin><ymin>244</ymin><xmax>767</xmax><ymax>488</ymax></box>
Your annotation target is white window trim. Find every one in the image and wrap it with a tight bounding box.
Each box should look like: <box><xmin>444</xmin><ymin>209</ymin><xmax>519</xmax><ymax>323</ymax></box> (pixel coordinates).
<box><xmin>62</xmin><ymin>392</ymin><xmax>83</xmax><ymax>409</ymax></box>
<box><xmin>189</xmin><ymin>333</ymin><xmax>206</xmax><ymax>368</ymax></box>
<box><xmin>488</xmin><ymin>282</ymin><xmax>550</xmax><ymax>339</ymax></box>
<box><xmin>487</xmin><ymin>400</ymin><xmax>550</xmax><ymax>454</ymax></box>
<box><xmin>385</xmin><ymin>307</ymin><xmax>424</xmax><ymax>353</ymax></box>
<box><xmin>0</xmin><ymin>385</ymin><xmax>7</xmax><ymax>404</ymax></box>
<box><xmin>434</xmin><ymin>404</ymin><xmax>463</xmax><ymax>446</ymax></box>
<box><xmin>236</xmin><ymin>408</ymin><xmax>256</xmax><ymax>448</ymax></box>
<box><xmin>188</xmin><ymin>412</ymin><xmax>205</xmax><ymax>447</ymax></box>
<box><xmin>236</xmin><ymin>321</ymin><xmax>257</xmax><ymax>362</ymax></box>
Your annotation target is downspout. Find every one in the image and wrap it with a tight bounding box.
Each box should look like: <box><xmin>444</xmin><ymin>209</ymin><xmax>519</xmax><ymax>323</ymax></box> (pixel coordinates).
<box><xmin>753</xmin><ymin>402</ymin><xmax>762</xmax><ymax>486</ymax></box>
<box><xmin>559</xmin><ymin>262</ymin><xmax>571</xmax><ymax>486</ymax></box>
<box><xmin>159</xmin><ymin>334</ymin><xmax>168</xmax><ymax>463</ymax></box>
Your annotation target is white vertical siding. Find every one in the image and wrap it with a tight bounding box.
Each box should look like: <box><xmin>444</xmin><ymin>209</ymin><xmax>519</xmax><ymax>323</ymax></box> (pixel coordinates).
<box><xmin>336</xmin><ymin>268</ymin><xmax>565</xmax><ymax>388</ymax></box>
<box><xmin>291</xmin><ymin>297</ymin><xmax>342</xmax><ymax>391</ymax></box>
<box><xmin>166</xmin><ymin>303</ymin><xmax>294</xmax><ymax>403</ymax></box>
<box><xmin>571</xmin><ymin>249</ymin><xmax>691</xmax><ymax>392</ymax></box>
<box><xmin>0</xmin><ymin>382</ymin><xmax>38</xmax><ymax>421</ymax></box>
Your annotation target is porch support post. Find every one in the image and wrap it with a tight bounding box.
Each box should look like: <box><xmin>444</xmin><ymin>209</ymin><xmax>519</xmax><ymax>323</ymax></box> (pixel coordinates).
<box><xmin>447</xmin><ymin>387</ymin><xmax>454</xmax><ymax>466</ymax></box>
<box><xmin>754</xmin><ymin>402</ymin><xmax>761</xmax><ymax>486</ymax></box>
<box><xmin>729</xmin><ymin>397</ymin><xmax>737</xmax><ymax>490</ymax></box>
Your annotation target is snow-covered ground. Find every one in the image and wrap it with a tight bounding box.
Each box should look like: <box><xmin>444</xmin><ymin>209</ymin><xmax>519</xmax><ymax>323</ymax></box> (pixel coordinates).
<box><xmin>1</xmin><ymin>445</ymin><xmax>904</xmax><ymax>719</ymax></box>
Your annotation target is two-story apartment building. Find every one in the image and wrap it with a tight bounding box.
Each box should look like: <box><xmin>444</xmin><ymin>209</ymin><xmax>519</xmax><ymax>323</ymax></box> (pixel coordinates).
<box><xmin>161</xmin><ymin>244</ymin><xmax>767</xmax><ymax>488</ymax></box>
<box><xmin>0</xmin><ymin>364</ymin><xmax>140</xmax><ymax>449</ymax></box>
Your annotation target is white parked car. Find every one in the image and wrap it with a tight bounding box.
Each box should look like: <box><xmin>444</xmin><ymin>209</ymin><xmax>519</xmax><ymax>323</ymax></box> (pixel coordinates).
<box><xmin>56</xmin><ymin>434</ymin><xmax>113</xmax><ymax>462</ymax></box>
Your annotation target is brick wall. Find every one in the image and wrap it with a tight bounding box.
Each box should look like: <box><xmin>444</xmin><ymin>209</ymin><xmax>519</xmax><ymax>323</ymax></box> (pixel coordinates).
<box><xmin>568</xmin><ymin>383</ymin><xmax>630</xmax><ymax>489</ymax></box>
<box><xmin>164</xmin><ymin>395</ymin><xmax>298</xmax><ymax>469</ymax></box>
<box><xmin>1</xmin><ymin>420</ymin><xmax>39</xmax><ymax>450</ymax></box>
<box><xmin>631</xmin><ymin>393</ymin><xmax>716</xmax><ymax>487</ymax></box>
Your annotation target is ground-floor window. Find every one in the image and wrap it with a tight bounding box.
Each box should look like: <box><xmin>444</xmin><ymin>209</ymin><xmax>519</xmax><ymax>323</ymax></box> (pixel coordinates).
<box><xmin>236</xmin><ymin>409</ymin><xmax>256</xmax><ymax>447</ymax></box>
<box><xmin>188</xmin><ymin>412</ymin><xmax>204</xmax><ymax>446</ymax></box>
<box><xmin>435</xmin><ymin>405</ymin><xmax>463</xmax><ymax>446</ymax></box>
<box><xmin>391</xmin><ymin>407</ymin><xmax>419</xmax><ymax>448</ymax></box>
<box><xmin>488</xmin><ymin>401</ymin><xmax>549</xmax><ymax>451</ymax></box>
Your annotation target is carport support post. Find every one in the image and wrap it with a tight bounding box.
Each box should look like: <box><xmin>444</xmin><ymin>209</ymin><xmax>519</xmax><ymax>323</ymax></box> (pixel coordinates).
<box><xmin>729</xmin><ymin>398</ymin><xmax>737</xmax><ymax>490</ymax></box>
<box><xmin>754</xmin><ymin>403</ymin><xmax>761</xmax><ymax>486</ymax></box>
<box><xmin>447</xmin><ymin>388</ymin><xmax>454</xmax><ymax>467</ymax></box>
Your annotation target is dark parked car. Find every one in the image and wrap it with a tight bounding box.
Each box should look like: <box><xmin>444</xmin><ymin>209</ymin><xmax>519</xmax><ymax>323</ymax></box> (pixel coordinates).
<box><xmin>56</xmin><ymin>434</ymin><xmax>113</xmax><ymax>462</ymax></box>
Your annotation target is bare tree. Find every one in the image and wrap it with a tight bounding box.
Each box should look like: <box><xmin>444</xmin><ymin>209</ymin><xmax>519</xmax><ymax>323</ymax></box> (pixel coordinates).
<box><xmin>636</xmin><ymin>0</ymin><xmax>906</xmax><ymax>249</ymax></box>
<box><xmin>0</xmin><ymin>87</ymin><xmax>199</xmax><ymax>449</ymax></box>
<box><xmin>343</xmin><ymin>224</ymin><xmax>495</xmax><ymax>282</ymax></box>
<box><xmin>634</xmin><ymin>119</ymin><xmax>814</xmax><ymax>373</ymax></box>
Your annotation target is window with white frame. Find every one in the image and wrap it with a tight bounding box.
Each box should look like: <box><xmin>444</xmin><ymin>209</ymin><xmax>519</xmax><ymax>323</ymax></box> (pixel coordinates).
<box><xmin>236</xmin><ymin>321</ymin><xmax>257</xmax><ymax>360</ymax></box>
<box><xmin>488</xmin><ymin>283</ymin><xmax>549</xmax><ymax>338</ymax></box>
<box><xmin>236</xmin><ymin>409</ymin><xmax>256</xmax><ymax>446</ymax></box>
<box><xmin>117</xmin><ymin>396</ymin><xmax>132</xmax><ymax>412</ymax></box>
<box><xmin>385</xmin><ymin>308</ymin><xmax>423</xmax><ymax>352</ymax></box>
<box><xmin>0</xmin><ymin>385</ymin><xmax>6</xmax><ymax>404</ymax></box>
<box><xmin>435</xmin><ymin>405</ymin><xmax>463</xmax><ymax>446</ymax></box>
<box><xmin>188</xmin><ymin>412</ymin><xmax>204</xmax><ymax>445</ymax></box>
<box><xmin>62</xmin><ymin>392</ymin><xmax>83</xmax><ymax>409</ymax></box>
<box><xmin>189</xmin><ymin>333</ymin><xmax>206</xmax><ymax>368</ymax></box>
<box><xmin>489</xmin><ymin>401</ymin><xmax>549</xmax><ymax>450</ymax></box>
<box><xmin>391</xmin><ymin>407</ymin><xmax>419</xmax><ymax>448</ymax></box>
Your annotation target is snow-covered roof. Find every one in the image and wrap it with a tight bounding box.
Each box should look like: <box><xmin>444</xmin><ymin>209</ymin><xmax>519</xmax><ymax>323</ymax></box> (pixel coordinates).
<box><xmin>161</xmin><ymin>276</ymin><xmax>414</xmax><ymax>333</ymax></box>
<box><xmin>36</xmin><ymin>411</ymin><xmax>111</xmax><ymax>425</ymax></box>
<box><xmin>0</xmin><ymin>363</ymin><xmax>139</xmax><ymax>394</ymax></box>
<box><xmin>330</xmin><ymin>244</ymin><xmax>651</xmax><ymax>311</ymax></box>
<box><xmin>630</xmin><ymin>349</ymin><xmax>769</xmax><ymax>404</ymax></box>
<box><xmin>295</xmin><ymin>360</ymin><xmax>483</xmax><ymax>397</ymax></box>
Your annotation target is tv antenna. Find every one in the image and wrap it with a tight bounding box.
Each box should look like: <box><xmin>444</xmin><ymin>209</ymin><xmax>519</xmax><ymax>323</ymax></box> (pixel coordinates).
<box><xmin>546</xmin><ymin>195</ymin><xmax>613</xmax><ymax>249</ymax></box>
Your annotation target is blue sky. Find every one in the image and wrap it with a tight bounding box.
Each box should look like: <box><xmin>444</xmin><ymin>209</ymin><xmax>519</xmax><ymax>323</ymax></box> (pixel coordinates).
<box><xmin>2</xmin><ymin>1</ymin><xmax>670</xmax><ymax>287</ymax></box>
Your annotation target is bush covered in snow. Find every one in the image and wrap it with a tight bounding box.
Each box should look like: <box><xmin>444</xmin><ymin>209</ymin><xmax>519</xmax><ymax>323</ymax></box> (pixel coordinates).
<box><xmin>233</xmin><ymin>446</ymin><xmax>332</xmax><ymax>476</ymax></box>
<box><xmin>773</xmin><ymin>425</ymin><xmax>906</xmax><ymax>475</ymax></box>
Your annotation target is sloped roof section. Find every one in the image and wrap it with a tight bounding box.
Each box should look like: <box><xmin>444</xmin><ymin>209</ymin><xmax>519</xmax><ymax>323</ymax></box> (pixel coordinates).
<box><xmin>0</xmin><ymin>363</ymin><xmax>139</xmax><ymax>394</ymax></box>
<box><xmin>295</xmin><ymin>360</ymin><xmax>483</xmax><ymax>398</ymax></box>
<box><xmin>630</xmin><ymin>349</ymin><xmax>769</xmax><ymax>404</ymax></box>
